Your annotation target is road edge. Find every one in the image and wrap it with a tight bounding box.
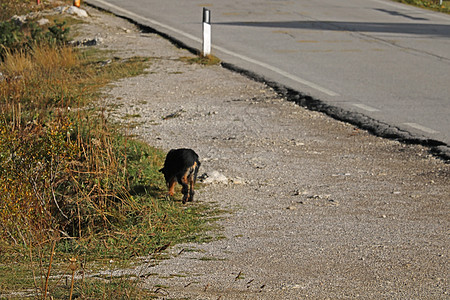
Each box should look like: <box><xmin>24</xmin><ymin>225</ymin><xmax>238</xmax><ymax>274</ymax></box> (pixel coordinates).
<box><xmin>85</xmin><ymin>1</ymin><xmax>450</xmax><ymax>162</ymax></box>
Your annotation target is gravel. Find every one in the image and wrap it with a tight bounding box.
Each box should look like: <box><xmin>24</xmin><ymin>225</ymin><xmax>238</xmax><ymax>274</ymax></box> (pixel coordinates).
<box><xmin>74</xmin><ymin>6</ymin><xmax>449</xmax><ymax>299</ymax></box>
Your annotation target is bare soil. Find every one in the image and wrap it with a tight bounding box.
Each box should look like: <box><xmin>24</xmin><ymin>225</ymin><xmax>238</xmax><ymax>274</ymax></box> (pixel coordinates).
<box><xmin>74</xmin><ymin>6</ymin><xmax>449</xmax><ymax>299</ymax></box>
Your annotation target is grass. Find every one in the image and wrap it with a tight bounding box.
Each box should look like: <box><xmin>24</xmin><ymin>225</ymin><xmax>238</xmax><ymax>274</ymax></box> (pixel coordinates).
<box><xmin>0</xmin><ymin>262</ymin><xmax>161</xmax><ymax>299</ymax></box>
<box><xmin>0</xmin><ymin>5</ymin><xmax>220</xmax><ymax>299</ymax></box>
<box><xmin>180</xmin><ymin>54</ymin><xmax>221</xmax><ymax>66</ymax></box>
<box><xmin>391</xmin><ymin>0</ymin><xmax>450</xmax><ymax>13</ymax></box>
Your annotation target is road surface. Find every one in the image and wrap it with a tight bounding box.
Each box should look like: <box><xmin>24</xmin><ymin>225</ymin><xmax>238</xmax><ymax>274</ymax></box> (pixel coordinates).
<box><xmin>86</xmin><ymin>0</ymin><xmax>450</xmax><ymax>156</ymax></box>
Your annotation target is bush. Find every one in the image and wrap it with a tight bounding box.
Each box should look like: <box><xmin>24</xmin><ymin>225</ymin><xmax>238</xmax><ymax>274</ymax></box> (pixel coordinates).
<box><xmin>0</xmin><ymin>20</ymin><xmax>23</xmax><ymax>51</ymax></box>
<box><xmin>0</xmin><ymin>44</ymin><xmax>141</xmax><ymax>250</ymax></box>
<box><xmin>0</xmin><ymin>113</ymin><xmax>77</xmax><ymax>246</ymax></box>
<box><xmin>0</xmin><ymin>19</ymin><xmax>70</xmax><ymax>61</ymax></box>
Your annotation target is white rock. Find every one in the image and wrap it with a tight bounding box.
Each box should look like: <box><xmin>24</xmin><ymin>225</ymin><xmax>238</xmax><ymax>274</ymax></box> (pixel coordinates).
<box><xmin>11</xmin><ymin>15</ymin><xmax>27</xmax><ymax>26</ymax></box>
<box><xmin>230</xmin><ymin>177</ymin><xmax>245</xmax><ymax>184</ymax></box>
<box><xmin>54</xmin><ymin>6</ymin><xmax>68</xmax><ymax>14</ymax></box>
<box><xmin>199</xmin><ymin>171</ymin><xmax>228</xmax><ymax>184</ymax></box>
<box><xmin>37</xmin><ymin>18</ymin><xmax>50</xmax><ymax>26</ymax></box>
<box><xmin>66</xmin><ymin>6</ymin><xmax>88</xmax><ymax>18</ymax></box>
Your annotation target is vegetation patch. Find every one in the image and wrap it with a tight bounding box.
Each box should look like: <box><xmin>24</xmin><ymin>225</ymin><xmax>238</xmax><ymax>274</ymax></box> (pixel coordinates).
<box><xmin>180</xmin><ymin>54</ymin><xmax>221</xmax><ymax>66</ymax></box>
<box><xmin>392</xmin><ymin>0</ymin><xmax>450</xmax><ymax>13</ymax></box>
<box><xmin>0</xmin><ymin>0</ymin><xmax>68</xmax><ymax>23</ymax></box>
<box><xmin>0</xmin><ymin>4</ymin><xmax>219</xmax><ymax>299</ymax></box>
<box><xmin>0</xmin><ymin>10</ymin><xmax>71</xmax><ymax>61</ymax></box>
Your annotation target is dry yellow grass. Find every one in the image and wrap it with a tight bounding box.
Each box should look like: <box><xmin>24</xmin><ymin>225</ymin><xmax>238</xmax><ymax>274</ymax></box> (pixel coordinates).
<box><xmin>1</xmin><ymin>49</ymin><xmax>33</xmax><ymax>76</ymax></box>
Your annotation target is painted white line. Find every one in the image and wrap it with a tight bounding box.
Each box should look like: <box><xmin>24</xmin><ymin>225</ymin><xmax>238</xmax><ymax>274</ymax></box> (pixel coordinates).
<box><xmin>91</xmin><ymin>0</ymin><xmax>202</xmax><ymax>43</ymax></box>
<box><xmin>89</xmin><ymin>0</ymin><xmax>339</xmax><ymax>97</ymax></box>
<box><xmin>213</xmin><ymin>45</ymin><xmax>339</xmax><ymax>96</ymax></box>
<box><xmin>351</xmin><ymin>103</ymin><xmax>380</xmax><ymax>112</ymax></box>
<box><xmin>403</xmin><ymin>123</ymin><xmax>439</xmax><ymax>134</ymax></box>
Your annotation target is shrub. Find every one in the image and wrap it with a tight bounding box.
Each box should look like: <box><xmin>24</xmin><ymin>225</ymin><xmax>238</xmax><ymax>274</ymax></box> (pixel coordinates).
<box><xmin>0</xmin><ymin>19</ymin><xmax>70</xmax><ymax>61</ymax></box>
<box><xmin>0</xmin><ymin>44</ymin><xmax>139</xmax><ymax>250</ymax></box>
<box><xmin>0</xmin><ymin>20</ymin><xmax>23</xmax><ymax>51</ymax></box>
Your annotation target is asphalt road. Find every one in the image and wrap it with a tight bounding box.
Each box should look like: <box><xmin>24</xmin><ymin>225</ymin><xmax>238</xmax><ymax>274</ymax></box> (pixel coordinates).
<box><xmin>86</xmin><ymin>0</ymin><xmax>450</xmax><ymax>152</ymax></box>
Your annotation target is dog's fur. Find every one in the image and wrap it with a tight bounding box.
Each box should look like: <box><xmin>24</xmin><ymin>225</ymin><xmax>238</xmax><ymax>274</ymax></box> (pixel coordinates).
<box><xmin>159</xmin><ymin>148</ymin><xmax>200</xmax><ymax>204</ymax></box>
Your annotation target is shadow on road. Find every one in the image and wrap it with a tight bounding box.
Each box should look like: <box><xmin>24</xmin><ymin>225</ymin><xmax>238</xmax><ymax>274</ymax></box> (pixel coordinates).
<box><xmin>215</xmin><ymin>20</ymin><xmax>450</xmax><ymax>37</ymax></box>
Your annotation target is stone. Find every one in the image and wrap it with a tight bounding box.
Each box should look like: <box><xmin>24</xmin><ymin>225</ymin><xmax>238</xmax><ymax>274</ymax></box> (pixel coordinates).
<box><xmin>70</xmin><ymin>37</ymin><xmax>103</xmax><ymax>47</ymax></box>
<box><xmin>66</xmin><ymin>6</ymin><xmax>88</xmax><ymax>18</ymax></box>
<box><xmin>11</xmin><ymin>15</ymin><xmax>27</xmax><ymax>26</ymax></box>
<box><xmin>37</xmin><ymin>18</ymin><xmax>50</xmax><ymax>26</ymax></box>
<box><xmin>199</xmin><ymin>171</ymin><xmax>228</xmax><ymax>184</ymax></box>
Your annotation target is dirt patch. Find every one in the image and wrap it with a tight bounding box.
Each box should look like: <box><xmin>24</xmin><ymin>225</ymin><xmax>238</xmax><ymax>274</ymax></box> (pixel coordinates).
<box><xmin>74</xmin><ymin>6</ymin><xmax>449</xmax><ymax>299</ymax></box>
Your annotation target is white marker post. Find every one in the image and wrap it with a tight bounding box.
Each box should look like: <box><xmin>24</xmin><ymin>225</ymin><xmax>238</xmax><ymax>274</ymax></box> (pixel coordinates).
<box><xmin>202</xmin><ymin>8</ymin><xmax>211</xmax><ymax>56</ymax></box>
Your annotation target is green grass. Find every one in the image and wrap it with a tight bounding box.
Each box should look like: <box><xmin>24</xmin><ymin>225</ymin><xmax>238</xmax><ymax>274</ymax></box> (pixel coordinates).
<box><xmin>0</xmin><ymin>262</ymin><xmax>161</xmax><ymax>299</ymax></box>
<box><xmin>122</xmin><ymin>113</ymin><xmax>142</xmax><ymax>120</ymax></box>
<box><xmin>180</xmin><ymin>54</ymin><xmax>221</xmax><ymax>66</ymax></box>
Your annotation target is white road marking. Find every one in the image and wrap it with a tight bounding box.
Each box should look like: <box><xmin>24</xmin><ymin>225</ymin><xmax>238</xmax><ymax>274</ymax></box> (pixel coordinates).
<box><xmin>91</xmin><ymin>0</ymin><xmax>203</xmax><ymax>42</ymax></box>
<box><xmin>213</xmin><ymin>45</ymin><xmax>339</xmax><ymax>96</ymax></box>
<box><xmin>351</xmin><ymin>103</ymin><xmax>380</xmax><ymax>112</ymax></box>
<box><xmin>403</xmin><ymin>123</ymin><xmax>439</xmax><ymax>134</ymax></box>
<box><xmin>90</xmin><ymin>0</ymin><xmax>340</xmax><ymax>97</ymax></box>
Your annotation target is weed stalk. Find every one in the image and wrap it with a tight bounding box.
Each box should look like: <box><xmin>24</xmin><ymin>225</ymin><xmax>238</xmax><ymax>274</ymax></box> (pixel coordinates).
<box><xmin>68</xmin><ymin>257</ymin><xmax>77</xmax><ymax>300</ymax></box>
<box><xmin>43</xmin><ymin>239</ymin><xmax>56</xmax><ymax>300</ymax></box>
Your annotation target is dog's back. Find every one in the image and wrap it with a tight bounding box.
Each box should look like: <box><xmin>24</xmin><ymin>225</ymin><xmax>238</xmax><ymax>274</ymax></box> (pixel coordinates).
<box><xmin>161</xmin><ymin>149</ymin><xmax>199</xmax><ymax>177</ymax></box>
<box><xmin>159</xmin><ymin>148</ymin><xmax>200</xmax><ymax>203</ymax></box>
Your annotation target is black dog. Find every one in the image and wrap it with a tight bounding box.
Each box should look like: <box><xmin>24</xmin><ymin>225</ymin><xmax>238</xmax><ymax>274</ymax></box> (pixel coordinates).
<box><xmin>159</xmin><ymin>148</ymin><xmax>200</xmax><ymax>203</ymax></box>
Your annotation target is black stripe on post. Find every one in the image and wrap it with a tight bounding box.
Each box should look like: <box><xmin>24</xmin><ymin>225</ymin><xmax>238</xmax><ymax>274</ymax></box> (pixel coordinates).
<box><xmin>203</xmin><ymin>7</ymin><xmax>211</xmax><ymax>24</ymax></box>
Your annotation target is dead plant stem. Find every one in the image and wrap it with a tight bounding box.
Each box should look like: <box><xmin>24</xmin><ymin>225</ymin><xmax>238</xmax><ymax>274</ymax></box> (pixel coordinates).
<box><xmin>69</xmin><ymin>265</ymin><xmax>76</xmax><ymax>300</ymax></box>
<box><xmin>43</xmin><ymin>239</ymin><xmax>56</xmax><ymax>300</ymax></box>
<box><xmin>29</xmin><ymin>242</ymin><xmax>40</xmax><ymax>295</ymax></box>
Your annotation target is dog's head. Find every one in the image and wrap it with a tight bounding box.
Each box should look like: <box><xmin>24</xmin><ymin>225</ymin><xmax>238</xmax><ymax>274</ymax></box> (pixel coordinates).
<box><xmin>159</xmin><ymin>167</ymin><xmax>170</xmax><ymax>184</ymax></box>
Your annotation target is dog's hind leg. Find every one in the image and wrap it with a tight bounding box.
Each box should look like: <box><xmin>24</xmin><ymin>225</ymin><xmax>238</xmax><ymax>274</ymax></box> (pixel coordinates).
<box><xmin>178</xmin><ymin>173</ymin><xmax>190</xmax><ymax>204</ymax></box>
<box><xmin>188</xmin><ymin>173</ymin><xmax>195</xmax><ymax>202</ymax></box>
<box><xmin>189</xmin><ymin>162</ymin><xmax>199</xmax><ymax>201</ymax></box>
<box><xmin>188</xmin><ymin>161</ymin><xmax>199</xmax><ymax>202</ymax></box>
